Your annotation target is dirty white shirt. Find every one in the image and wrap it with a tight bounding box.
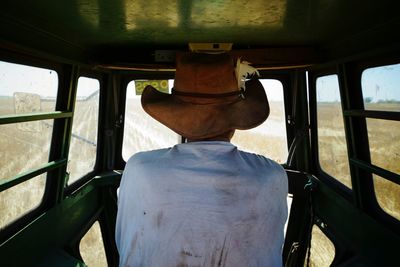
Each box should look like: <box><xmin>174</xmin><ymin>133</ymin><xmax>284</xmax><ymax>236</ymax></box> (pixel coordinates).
<box><xmin>116</xmin><ymin>141</ymin><xmax>288</xmax><ymax>267</ymax></box>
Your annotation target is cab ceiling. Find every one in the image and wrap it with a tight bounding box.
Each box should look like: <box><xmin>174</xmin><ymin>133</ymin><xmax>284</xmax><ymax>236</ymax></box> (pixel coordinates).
<box><xmin>1</xmin><ymin>0</ymin><xmax>400</xmax><ymax>65</ymax></box>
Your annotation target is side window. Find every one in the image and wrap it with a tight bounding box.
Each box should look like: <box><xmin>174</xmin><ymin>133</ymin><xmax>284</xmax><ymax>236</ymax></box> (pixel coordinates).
<box><xmin>0</xmin><ymin>60</ymin><xmax>58</xmax><ymax>228</ymax></box>
<box><xmin>361</xmin><ymin>63</ymin><xmax>400</xmax><ymax>220</ymax></box>
<box><xmin>307</xmin><ymin>225</ymin><xmax>335</xmax><ymax>267</ymax></box>
<box><xmin>316</xmin><ymin>75</ymin><xmax>352</xmax><ymax>189</ymax></box>
<box><xmin>79</xmin><ymin>221</ymin><xmax>107</xmax><ymax>267</ymax></box>
<box><xmin>231</xmin><ymin>79</ymin><xmax>288</xmax><ymax>163</ymax></box>
<box><xmin>67</xmin><ymin>77</ymin><xmax>100</xmax><ymax>185</ymax></box>
<box><xmin>122</xmin><ymin>79</ymin><xmax>287</xmax><ymax>162</ymax></box>
<box><xmin>122</xmin><ymin>79</ymin><xmax>179</xmax><ymax>160</ymax></box>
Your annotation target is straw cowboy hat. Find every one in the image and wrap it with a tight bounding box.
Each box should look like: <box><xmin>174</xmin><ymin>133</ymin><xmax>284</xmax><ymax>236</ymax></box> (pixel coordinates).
<box><xmin>141</xmin><ymin>52</ymin><xmax>269</xmax><ymax>139</ymax></box>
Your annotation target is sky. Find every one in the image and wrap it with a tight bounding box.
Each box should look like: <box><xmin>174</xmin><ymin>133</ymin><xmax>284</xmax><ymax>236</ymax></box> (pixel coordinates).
<box><xmin>1</xmin><ymin>59</ymin><xmax>399</xmax><ymax>104</ymax></box>
<box><xmin>317</xmin><ymin>63</ymin><xmax>400</xmax><ymax>103</ymax></box>
<box><xmin>0</xmin><ymin>61</ymin><xmax>98</xmax><ymax>98</ymax></box>
<box><xmin>361</xmin><ymin>64</ymin><xmax>400</xmax><ymax>102</ymax></box>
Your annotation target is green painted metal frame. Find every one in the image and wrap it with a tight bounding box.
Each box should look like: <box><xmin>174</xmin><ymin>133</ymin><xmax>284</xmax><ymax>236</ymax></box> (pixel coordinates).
<box><xmin>0</xmin><ymin>159</ymin><xmax>67</xmax><ymax>192</ymax></box>
<box><xmin>45</xmin><ymin>65</ymin><xmax>80</xmax><ymax>206</ymax></box>
<box><xmin>0</xmin><ymin>105</ymin><xmax>72</xmax><ymax>195</ymax></box>
<box><xmin>338</xmin><ymin>62</ymin><xmax>376</xmax><ymax>210</ymax></box>
<box><xmin>281</xmin><ymin>69</ymin><xmax>313</xmax><ymax>267</ymax></box>
<box><xmin>350</xmin><ymin>158</ymin><xmax>400</xmax><ymax>186</ymax></box>
<box><xmin>344</xmin><ymin>110</ymin><xmax>400</xmax><ymax>121</ymax></box>
<box><xmin>307</xmin><ymin>57</ymin><xmax>400</xmax><ymax>266</ymax></box>
<box><xmin>0</xmin><ymin>59</ymin><xmax>85</xmax><ymax>247</ymax></box>
<box><xmin>0</xmin><ymin>67</ymin><xmax>76</xmax><ymax>201</ymax></box>
<box><xmin>344</xmin><ymin>108</ymin><xmax>400</xmax><ymax>185</ymax></box>
<box><xmin>0</xmin><ymin>1</ymin><xmax>399</xmax><ymax>264</ymax></box>
<box><xmin>339</xmin><ymin>61</ymin><xmax>400</xmax><ymax>233</ymax></box>
<box><xmin>0</xmin><ymin>172</ymin><xmax>121</xmax><ymax>266</ymax></box>
<box><xmin>0</xmin><ymin>111</ymin><xmax>72</xmax><ymax>125</ymax></box>
<box><xmin>311</xmin><ymin>175</ymin><xmax>400</xmax><ymax>266</ymax></box>
<box><xmin>282</xmin><ymin>171</ymin><xmax>312</xmax><ymax>266</ymax></box>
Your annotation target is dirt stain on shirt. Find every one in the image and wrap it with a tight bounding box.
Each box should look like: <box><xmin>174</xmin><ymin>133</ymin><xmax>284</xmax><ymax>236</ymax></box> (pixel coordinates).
<box><xmin>155</xmin><ymin>211</ymin><xmax>164</xmax><ymax>228</ymax></box>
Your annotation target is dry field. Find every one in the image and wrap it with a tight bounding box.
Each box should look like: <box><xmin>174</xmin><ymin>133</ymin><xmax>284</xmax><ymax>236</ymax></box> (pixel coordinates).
<box><xmin>122</xmin><ymin>98</ymin><xmax>179</xmax><ymax>160</ymax></box>
<box><xmin>313</xmin><ymin>102</ymin><xmax>400</xmax><ymax>266</ymax></box>
<box><xmin>0</xmin><ymin>95</ymin><xmax>104</xmax><ymax>266</ymax></box>
<box><xmin>66</xmin><ymin>94</ymin><xmax>99</xmax><ymax>184</ymax></box>
<box><xmin>232</xmin><ymin>101</ymin><xmax>288</xmax><ymax>163</ymax></box>
<box><xmin>1</xmin><ymin>96</ymin><xmax>398</xmax><ymax>266</ymax></box>
<box><xmin>123</xmin><ymin>98</ymin><xmax>288</xmax><ymax>163</ymax></box>
<box><xmin>0</xmin><ymin>97</ymin><xmax>53</xmax><ymax>230</ymax></box>
<box><xmin>317</xmin><ymin>102</ymin><xmax>400</xmax><ymax>220</ymax></box>
<box><xmin>0</xmin><ymin>94</ymin><xmax>99</xmax><ymax>226</ymax></box>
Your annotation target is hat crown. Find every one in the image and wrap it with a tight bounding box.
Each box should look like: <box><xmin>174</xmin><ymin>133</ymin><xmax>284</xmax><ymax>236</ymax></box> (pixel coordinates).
<box><xmin>141</xmin><ymin>53</ymin><xmax>269</xmax><ymax>139</ymax></box>
<box><xmin>174</xmin><ymin>53</ymin><xmax>238</xmax><ymax>94</ymax></box>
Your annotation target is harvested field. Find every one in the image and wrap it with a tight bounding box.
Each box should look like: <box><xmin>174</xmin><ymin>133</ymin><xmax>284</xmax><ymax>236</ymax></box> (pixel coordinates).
<box><xmin>1</xmin><ymin>96</ymin><xmax>398</xmax><ymax>267</ymax></box>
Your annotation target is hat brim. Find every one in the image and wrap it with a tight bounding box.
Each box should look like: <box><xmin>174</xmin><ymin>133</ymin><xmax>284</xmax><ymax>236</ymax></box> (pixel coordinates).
<box><xmin>141</xmin><ymin>79</ymin><xmax>270</xmax><ymax>140</ymax></box>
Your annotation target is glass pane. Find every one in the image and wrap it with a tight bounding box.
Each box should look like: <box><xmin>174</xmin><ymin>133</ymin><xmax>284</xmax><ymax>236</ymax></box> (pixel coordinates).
<box><xmin>366</xmin><ymin>119</ymin><xmax>400</xmax><ymax>175</ymax></box>
<box><xmin>231</xmin><ymin>79</ymin><xmax>288</xmax><ymax>163</ymax></box>
<box><xmin>0</xmin><ymin>60</ymin><xmax>58</xmax><ymax>116</ymax></box>
<box><xmin>316</xmin><ymin>75</ymin><xmax>352</xmax><ymax>188</ymax></box>
<box><xmin>67</xmin><ymin>77</ymin><xmax>100</xmax><ymax>184</ymax></box>
<box><xmin>361</xmin><ymin>63</ymin><xmax>400</xmax><ymax>111</ymax></box>
<box><xmin>306</xmin><ymin>225</ymin><xmax>335</xmax><ymax>267</ymax></box>
<box><xmin>0</xmin><ymin>174</ymin><xmax>46</xmax><ymax>229</ymax></box>
<box><xmin>122</xmin><ymin>80</ymin><xmax>179</xmax><ymax>161</ymax></box>
<box><xmin>0</xmin><ymin>120</ymin><xmax>53</xmax><ymax>181</ymax></box>
<box><xmin>80</xmin><ymin>221</ymin><xmax>107</xmax><ymax>267</ymax></box>
<box><xmin>373</xmin><ymin>175</ymin><xmax>400</xmax><ymax>220</ymax></box>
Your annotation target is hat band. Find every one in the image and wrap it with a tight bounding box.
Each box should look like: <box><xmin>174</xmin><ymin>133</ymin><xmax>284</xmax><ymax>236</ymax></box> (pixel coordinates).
<box><xmin>172</xmin><ymin>88</ymin><xmax>245</xmax><ymax>99</ymax></box>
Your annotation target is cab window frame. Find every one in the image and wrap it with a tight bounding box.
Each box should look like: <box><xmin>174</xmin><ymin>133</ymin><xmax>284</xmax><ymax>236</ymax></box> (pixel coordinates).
<box><xmin>308</xmin><ymin>67</ymin><xmax>354</xmax><ymax>200</ymax></box>
<box><xmin>353</xmin><ymin>56</ymin><xmax>400</xmax><ymax>230</ymax></box>
<box><xmin>310</xmin><ymin>57</ymin><xmax>400</xmax><ymax>233</ymax></box>
<box><xmin>257</xmin><ymin>71</ymin><xmax>291</xmax><ymax>161</ymax></box>
<box><xmin>65</xmin><ymin>69</ymin><xmax>106</xmax><ymax>193</ymax></box>
<box><xmin>116</xmin><ymin>70</ymin><xmax>292</xmax><ymax>169</ymax></box>
<box><xmin>0</xmin><ymin>51</ymin><xmax>67</xmax><ymax>242</ymax></box>
<box><xmin>115</xmin><ymin>70</ymin><xmax>176</xmax><ymax>169</ymax></box>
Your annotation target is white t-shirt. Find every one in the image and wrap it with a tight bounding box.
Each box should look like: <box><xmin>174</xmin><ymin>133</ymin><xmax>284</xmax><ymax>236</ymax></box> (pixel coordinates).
<box><xmin>116</xmin><ymin>141</ymin><xmax>288</xmax><ymax>267</ymax></box>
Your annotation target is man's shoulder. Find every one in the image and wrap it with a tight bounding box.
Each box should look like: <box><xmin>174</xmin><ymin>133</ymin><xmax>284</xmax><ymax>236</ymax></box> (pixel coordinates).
<box><xmin>126</xmin><ymin>147</ymin><xmax>172</xmax><ymax>164</ymax></box>
<box><xmin>238</xmin><ymin>149</ymin><xmax>283</xmax><ymax>168</ymax></box>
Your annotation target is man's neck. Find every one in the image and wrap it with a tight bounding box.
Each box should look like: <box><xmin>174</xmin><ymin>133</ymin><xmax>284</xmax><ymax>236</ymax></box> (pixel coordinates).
<box><xmin>187</xmin><ymin>130</ymin><xmax>235</xmax><ymax>143</ymax></box>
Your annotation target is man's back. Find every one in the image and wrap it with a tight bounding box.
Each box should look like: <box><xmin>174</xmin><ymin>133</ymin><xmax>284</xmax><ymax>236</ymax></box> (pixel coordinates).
<box><xmin>116</xmin><ymin>141</ymin><xmax>288</xmax><ymax>267</ymax></box>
